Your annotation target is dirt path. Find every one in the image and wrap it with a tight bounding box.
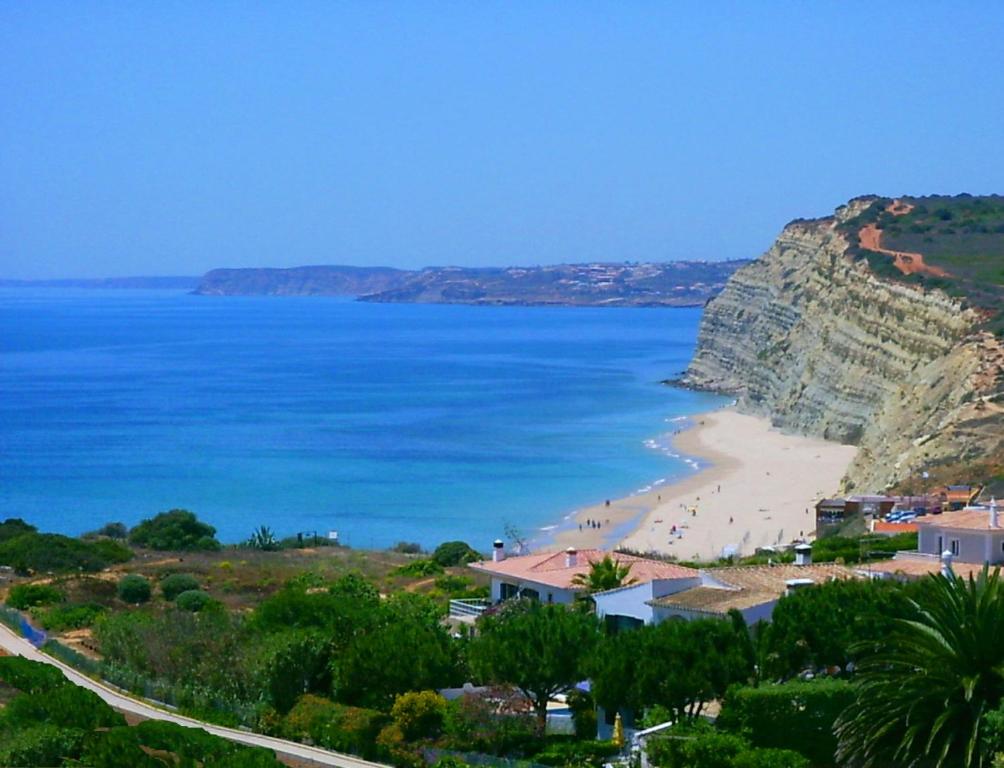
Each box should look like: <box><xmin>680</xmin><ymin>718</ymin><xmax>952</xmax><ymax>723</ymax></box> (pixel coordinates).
<box><xmin>857</xmin><ymin>199</ymin><xmax>949</xmax><ymax>278</ymax></box>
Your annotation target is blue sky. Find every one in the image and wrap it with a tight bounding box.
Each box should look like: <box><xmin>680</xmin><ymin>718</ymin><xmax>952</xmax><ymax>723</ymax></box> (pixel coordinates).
<box><xmin>1</xmin><ymin>2</ymin><xmax>1002</xmax><ymax>279</ymax></box>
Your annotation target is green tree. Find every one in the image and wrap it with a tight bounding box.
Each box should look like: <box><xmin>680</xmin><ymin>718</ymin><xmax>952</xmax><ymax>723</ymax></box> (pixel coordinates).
<box><xmin>836</xmin><ymin>567</ymin><xmax>1004</xmax><ymax>767</ymax></box>
<box><xmin>129</xmin><ymin>509</ymin><xmax>221</xmax><ymax>551</ymax></box>
<box><xmin>763</xmin><ymin>578</ymin><xmax>911</xmax><ymax>680</ymax></box>
<box><xmin>432</xmin><ymin>541</ymin><xmax>481</xmax><ymax>567</ymax></box>
<box><xmin>117</xmin><ymin>574</ymin><xmax>151</xmax><ymax>604</ymax></box>
<box><xmin>591</xmin><ymin>617</ymin><xmax>751</xmax><ymax>723</ymax></box>
<box><xmin>332</xmin><ymin>595</ymin><xmax>461</xmax><ymax>709</ymax></box>
<box><xmin>256</xmin><ymin>630</ymin><xmax>334</xmax><ymax>713</ymax></box>
<box><xmin>570</xmin><ymin>555</ymin><xmax>637</xmax><ymax>593</ymax></box>
<box><xmin>469</xmin><ymin>600</ymin><xmax>599</xmax><ymax>732</ymax></box>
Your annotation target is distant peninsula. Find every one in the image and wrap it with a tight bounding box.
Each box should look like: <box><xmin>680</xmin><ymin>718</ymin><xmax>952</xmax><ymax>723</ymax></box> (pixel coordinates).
<box><xmin>193</xmin><ymin>261</ymin><xmax>749</xmax><ymax>307</ymax></box>
<box><xmin>0</xmin><ymin>276</ymin><xmax>200</xmax><ymax>290</ymax></box>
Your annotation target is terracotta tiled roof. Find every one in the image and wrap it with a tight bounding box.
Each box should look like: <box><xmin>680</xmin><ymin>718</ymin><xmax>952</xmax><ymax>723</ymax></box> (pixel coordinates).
<box><xmin>647</xmin><ymin>563</ymin><xmax>858</xmax><ymax>616</ymax></box>
<box><xmin>873</xmin><ymin>521</ymin><xmax>918</xmax><ymax>534</ymax></box>
<box><xmin>915</xmin><ymin>508</ymin><xmax>997</xmax><ymax>531</ymax></box>
<box><xmin>467</xmin><ymin>550</ymin><xmax>698</xmax><ymax>590</ymax></box>
<box><xmin>865</xmin><ymin>554</ymin><xmax>988</xmax><ymax>580</ymax></box>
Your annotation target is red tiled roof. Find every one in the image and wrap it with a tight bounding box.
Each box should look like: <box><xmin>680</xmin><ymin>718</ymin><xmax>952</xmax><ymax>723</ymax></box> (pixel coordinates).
<box><xmin>873</xmin><ymin>521</ymin><xmax>918</xmax><ymax>534</ymax></box>
<box><xmin>865</xmin><ymin>555</ymin><xmax>988</xmax><ymax>581</ymax></box>
<box><xmin>915</xmin><ymin>508</ymin><xmax>998</xmax><ymax>531</ymax></box>
<box><xmin>468</xmin><ymin>549</ymin><xmax>698</xmax><ymax>590</ymax></box>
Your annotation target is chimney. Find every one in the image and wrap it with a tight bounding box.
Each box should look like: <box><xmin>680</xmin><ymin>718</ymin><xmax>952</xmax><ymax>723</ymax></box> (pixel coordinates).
<box><xmin>565</xmin><ymin>547</ymin><xmax>578</xmax><ymax>568</ymax></box>
<box><xmin>492</xmin><ymin>539</ymin><xmax>505</xmax><ymax>563</ymax></box>
<box><xmin>991</xmin><ymin>497</ymin><xmax>999</xmax><ymax>529</ymax></box>
<box><xmin>941</xmin><ymin>549</ymin><xmax>955</xmax><ymax>579</ymax></box>
<box><xmin>794</xmin><ymin>542</ymin><xmax>812</xmax><ymax>566</ymax></box>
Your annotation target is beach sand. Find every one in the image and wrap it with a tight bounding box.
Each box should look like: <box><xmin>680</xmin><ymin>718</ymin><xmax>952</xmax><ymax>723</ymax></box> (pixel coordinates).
<box><xmin>552</xmin><ymin>408</ymin><xmax>858</xmax><ymax>561</ymax></box>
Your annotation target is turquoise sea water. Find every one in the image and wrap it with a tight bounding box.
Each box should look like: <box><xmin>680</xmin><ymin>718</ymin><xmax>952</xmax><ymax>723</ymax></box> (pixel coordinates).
<box><xmin>0</xmin><ymin>289</ymin><xmax>724</xmax><ymax>549</ymax></box>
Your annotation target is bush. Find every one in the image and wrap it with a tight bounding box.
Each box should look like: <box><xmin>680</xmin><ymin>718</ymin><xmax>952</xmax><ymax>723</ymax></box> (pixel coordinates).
<box><xmin>85</xmin><ymin>522</ymin><xmax>129</xmax><ymax>540</ymax></box>
<box><xmin>175</xmin><ymin>589</ymin><xmax>213</xmax><ymax>612</ymax></box>
<box><xmin>0</xmin><ymin>532</ymin><xmax>131</xmax><ymax>574</ymax></box>
<box><xmin>161</xmin><ymin>573</ymin><xmax>201</xmax><ymax>601</ymax></box>
<box><xmin>0</xmin><ymin>656</ymin><xmax>69</xmax><ymax>693</ymax></box>
<box><xmin>396</xmin><ymin>558</ymin><xmax>444</xmax><ymax>577</ymax></box>
<box><xmin>34</xmin><ymin>602</ymin><xmax>105</xmax><ymax>631</ymax></box>
<box><xmin>130</xmin><ymin>720</ymin><xmax>283</xmax><ymax>766</ymax></box>
<box><xmin>533</xmin><ymin>739</ymin><xmax>621</xmax><ymax>767</ymax></box>
<box><xmin>282</xmin><ymin>694</ymin><xmax>389</xmax><ymax>760</ymax></box>
<box><xmin>117</xmin><ymin>574</ymin><xmax>152</xmax><ymax>604</ymax></box>
<box><xmin>2</xmin><ymin>684</ymin><xmax>125</xmax><ymax>730</ymax></box>
<box><xmin>0</xmin><ymin>517</ymin><xmax>37</xmax><ymax>543</ymax></box>
<box><xmin>6</xmin><ymin>583</ymin><xmax>64</xmax><ymax>610</ymax></box>
<box><xmin>392</xmin><ymin>542</ymin><xmax>423</xmax><ymax>554</ymax></box>
<box><xmin>733</xmin><ymin>748</ymin><xmax>810</xmax><ymax>768</ymax></box>
<box><xmin>391</xmin><ymin>690</ymin><xmax>448</xmax><ymax>740</ymax></box>
<box><xmin>443</xmin><ymin>689</ymin><xmax>539</xmax><ymax>755</ymax></box>
<box><xmin>647</xmin><ymin>724</ymin><xmax>747</xmax><ymax>768</ymax></box>
<box><xmin>717</xmin><ymin>679</ymin><xmax>856</xmax><ymax>767</ymax></box>
<box><xmin>567</xmin><ymin>688</ymin><xmax>597</xmax><ymax>740</ymax></box>
<box><xmin>129</xmin><ymin>509</ymin><xmax>221</xmax><ymax>552</ymax></box>
<box><xmin>0</xmin><ymin>725</ymin><xmax>86</xmax><ymax>767</ymax></box>
<box><xmin>432</xmin><ymin>541</ymin><xmax>481</xmax><ymax>567</ymax></box>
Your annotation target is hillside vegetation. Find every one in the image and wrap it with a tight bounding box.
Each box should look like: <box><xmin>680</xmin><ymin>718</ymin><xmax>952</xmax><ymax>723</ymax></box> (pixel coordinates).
<box><xmin>841</xmin><ymin>194</ymin><xmax>1004</xmax><ymax>336</ymax></box>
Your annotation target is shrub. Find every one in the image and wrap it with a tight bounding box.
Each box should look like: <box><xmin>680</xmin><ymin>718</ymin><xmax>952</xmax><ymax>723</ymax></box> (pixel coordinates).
<box><xmin>533</xmin><ymin>739</ymin><xmax>621</xmax><ymax>767</ymax></box>
<box><xmin>567</xmin><ymin>688</ymin><xmax>597</xmax><ymax>740</ymax></box>
<box><xmin>392</xmin><ymin>542</ymin><xmax>423</xmax><ymax>554</ymax></box>
<box><xmin>717</xmin><ymin>679</ymin><xmax>855</xmax><ymax>767</ymax></box>
<box><xmin>34</xmin><ymin>602</ymin><xmax>105</xmax><ymax>631</ymax></box>
<box><xmin>85</xmin><ymin>522</ymin><xmax>129</xmax><ymax>539</ymax></box>
<box><xmin>391</xmin><ymin>690</ymin><xmax>448</xmax><ymax>740</ymax></box>
<box><xmin>733</xmin><ymin>749</ymin><xmax>810</xmax><ymax>768</ymax></box>
<box><xmin>0</xmin><ymin>517</ymin><xmax>37</xmax><ymax>543</ymax></box>
<box><xmin>175</xmin><ymin>589</ymin><xmax>213</xmax><ymax>612</ymax></box>
<box><xmin>117</xmin><ymin>574</ymin><xmax>152</xmax><ymax>604</ymax></box>
<box><xmin>396</xmin><ymin>558</ymin><xmax>444</xmax><ymax>577</ymax></box>
<box><xmin>129</xmin><ymin>509</ymin><xmax>221</xmax><ymax>552</ymax></box>
<box><xmin>432</xmin><ymin>541</ymin><xmax>481</xmax><ymax>567</ymax></box>
<box><xmin>6</xmin><ymin>583</ymin><xmax>64</xmax><ymax>610</ymax></box>
<box><xmin>161</xmin><ymin>573</ymin><xmax>201</xmax><ymax>601</ymax></box>
<box><xmin>647</xmin><ymin>724</ymin><xmax>748</xmax><ymax>768</ymax></box>
<box><xmin>0</xmin><ymin>532</ymin><xmax>130</xmax><ymax>574</ymax></box>
<box><xmin>0</xmin><ymin>725</ymin><xmax>86</xmax><ymax>768</ymax></box>
<box><xmin>2</xmin><ymin>684</ymin><xmax>125</xmax><ymax>730</ymax></box>
<box><xmin>282</xmin><ymin>694</ymin><xmax>389</xmax><ymax>759</ymax></box>
<box><xmin>443</xmin><ymin>689</ymin><xmax>539</xmax><ymax>755</ymax></box>
<box><xmin>0</xmin><ymin>656</ymin><xmax>69</xmax><ymax>693</ymax></box>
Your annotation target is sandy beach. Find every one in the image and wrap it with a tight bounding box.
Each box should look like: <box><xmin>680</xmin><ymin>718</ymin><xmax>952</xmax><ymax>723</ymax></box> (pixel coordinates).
<box><xmin>552</xmin><ymin>408</ymin><xmax>857</xmax><ymax>561</ymax></box>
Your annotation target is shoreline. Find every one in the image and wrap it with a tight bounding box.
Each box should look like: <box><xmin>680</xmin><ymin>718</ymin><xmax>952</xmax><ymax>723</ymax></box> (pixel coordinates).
<box><xmin>550</xmin><ymin>406</ymin><xmax>857</xmax><ymax>561</ymax></box>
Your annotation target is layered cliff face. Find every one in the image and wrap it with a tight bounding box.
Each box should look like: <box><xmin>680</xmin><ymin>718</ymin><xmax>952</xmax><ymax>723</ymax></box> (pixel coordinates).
<box><xmin>685</xmin><ymin>199</ymin><xmax>1004</xmax><ymax>491</ymax></box>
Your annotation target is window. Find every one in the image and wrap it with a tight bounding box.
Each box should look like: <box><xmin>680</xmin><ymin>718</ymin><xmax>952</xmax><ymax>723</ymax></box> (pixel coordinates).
<box><xmin>500</xmin><ymin>582</ymin><xmax>519</xmax><ymax>601</ymax></box>
<box><xmin>950</xmin><ymin>539</ymin><xmax>961</xmax><ymax>556</ymax></box>
<box><xmin>937</xmin><ymin>535</ymin><xmax>943</xmax><ymax>554</ymax></box>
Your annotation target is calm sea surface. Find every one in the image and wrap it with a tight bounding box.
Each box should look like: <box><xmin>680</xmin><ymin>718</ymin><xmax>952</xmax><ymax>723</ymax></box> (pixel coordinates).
<box><xmin>0</xmin><ymin>290</ymin><xmax>724</xmax><ymax>549</ymax></box>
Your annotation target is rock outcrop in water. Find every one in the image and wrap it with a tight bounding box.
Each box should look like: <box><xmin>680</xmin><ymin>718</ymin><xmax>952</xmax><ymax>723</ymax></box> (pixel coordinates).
<box><xmin>684</xmin><ymin>198</ymin><xmax>1004</xmax><ymax>491</ymax></box>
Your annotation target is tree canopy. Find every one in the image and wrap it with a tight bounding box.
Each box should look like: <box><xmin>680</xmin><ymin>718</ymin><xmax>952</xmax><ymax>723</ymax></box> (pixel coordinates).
<box><xmin>469</xmin><ymin>600</ymin><xmax>599</xmax><ymax>731</ymax></box>
<box><xmin>128</xmin><ymin>509</ymin><xmax>221</xmax><ymax>552</ymax></box>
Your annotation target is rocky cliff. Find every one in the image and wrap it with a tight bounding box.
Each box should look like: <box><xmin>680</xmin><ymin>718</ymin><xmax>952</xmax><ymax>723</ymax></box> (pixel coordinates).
<box><xmin>685</xmin><ymin>198</ymin><xmax>1004</xmax><ymax>492</ymax></box>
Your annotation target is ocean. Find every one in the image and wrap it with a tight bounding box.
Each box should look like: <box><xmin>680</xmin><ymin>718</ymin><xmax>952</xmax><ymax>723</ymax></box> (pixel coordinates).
<box><xmin>0</xmin><ymin>289</ymin><xmax>725</xmax><ymax>549</ymax></box>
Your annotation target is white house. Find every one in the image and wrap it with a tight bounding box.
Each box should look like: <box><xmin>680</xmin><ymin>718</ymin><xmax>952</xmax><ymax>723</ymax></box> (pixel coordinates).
<box><xmin>867</xmin><ymin>499</ymin><xmax>1001</xmax><ymax>580</ymax></box>
<box><xmin>647</xmin><ymin>560</ymin><xmax>858</xmax><ymax>624</ymax></box>
<box><xmin>464</xmin><ymin>541</ymin><xmax>698</xmax><ymax>621</ymax></box>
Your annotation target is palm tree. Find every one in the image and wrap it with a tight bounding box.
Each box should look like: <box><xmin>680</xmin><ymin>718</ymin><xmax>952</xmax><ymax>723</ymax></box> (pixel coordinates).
<box><xmin>571</xmin><ymin>555</ymin><xmax>637</xmax><ymax>594</ymax></box>
<box><xmin>835</xmin><ymin>567</ymin><xmax>1004</xmax><ymax>768</ymax></box>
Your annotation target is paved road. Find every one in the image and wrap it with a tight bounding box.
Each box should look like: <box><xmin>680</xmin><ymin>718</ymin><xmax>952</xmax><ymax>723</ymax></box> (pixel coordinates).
<box><xmin>0</xmin><ymin>622</ymin><xmax>387</xmax><ymax>768</ymax></box>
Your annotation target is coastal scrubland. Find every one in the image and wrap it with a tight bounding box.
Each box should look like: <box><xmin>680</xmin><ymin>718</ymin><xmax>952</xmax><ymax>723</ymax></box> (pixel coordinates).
<box><xmin>8</xmin><ymin>508</ymin><xmax>1004</xmax><ymax>767</ymax></box>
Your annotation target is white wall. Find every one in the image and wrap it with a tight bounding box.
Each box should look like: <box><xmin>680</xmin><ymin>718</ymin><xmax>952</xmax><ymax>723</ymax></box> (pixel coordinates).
<box><xmin>920</xmin><ymin>526</ymin><xmax>1004</xmax><ymax>564</ymax></box>
<box><xmin>593</xmin><ymin>577</ymin><xmax>701</xmax><ymax>625</ymax></box>
<box><xmin>490</xmin><ymin>577</ymin><xmax>576</xmax><ymax>605</ymax></box>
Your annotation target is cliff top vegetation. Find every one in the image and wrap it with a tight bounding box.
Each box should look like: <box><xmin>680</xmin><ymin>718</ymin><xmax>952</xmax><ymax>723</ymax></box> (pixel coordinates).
<box><xmin>840</xmin><ymin>194</ymin><xmax>1004</xmax><ymax>336</ymax></box>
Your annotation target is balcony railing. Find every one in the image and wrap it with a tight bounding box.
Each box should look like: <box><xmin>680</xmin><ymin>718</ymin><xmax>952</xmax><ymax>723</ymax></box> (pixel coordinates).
<box><xmin>449</xmin><ymin>598</ymin><xmax>490</xmax><ymax>619</ymax></box>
